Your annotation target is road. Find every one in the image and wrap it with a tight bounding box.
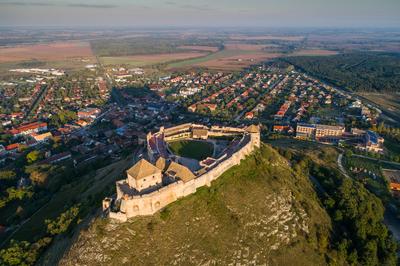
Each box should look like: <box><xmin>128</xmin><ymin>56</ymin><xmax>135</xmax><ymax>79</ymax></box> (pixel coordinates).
<box><xmin>26</xmin><ymin>84</ymin><xmax>49</xmax><ymax>118</ymax></box>
<box><xmin>72</xmin><ymin>108</ymin><xmax>113</xmax><ymax>136</ymax></box>
<box><xmin>352</xmin><ymin>154</ymin><xmax>400</xmax><ymax>167</ymax></box>
<box><xmin>337</xmin><ymin>153</ymin><xmax>351</xmax><ymax>178</ymax></box>
<box><xmin>111</xmin><ymin>87</ymin><xmax>127</xmax><ymax>106</ymax></box>
<box><xmin>384</xmin><ymin>207</ymin><xmax>400</xmax><ymax>242</ymax></box>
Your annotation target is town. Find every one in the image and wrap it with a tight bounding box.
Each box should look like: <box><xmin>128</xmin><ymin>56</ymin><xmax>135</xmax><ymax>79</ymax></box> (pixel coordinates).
<box><xmin>0</xmin><ymin>57</ymin><xmax>399</xmax><ymax>266</ymax></box>
<box><xmin>0</xmin><ymin>62</ymin><xmax>388</xmax><ymax>174</ymax></box>
<box><xmin>2</xmin><ymin>1</ymin><xmax>400</xmax><ymax>264</ymax></box>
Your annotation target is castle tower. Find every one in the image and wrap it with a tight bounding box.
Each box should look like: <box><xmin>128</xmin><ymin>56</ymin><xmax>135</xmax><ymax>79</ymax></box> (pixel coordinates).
<box><xmin>126</xmin><ymin>159</ymin><xmax>162</xmax><ymax>192</ymax></box>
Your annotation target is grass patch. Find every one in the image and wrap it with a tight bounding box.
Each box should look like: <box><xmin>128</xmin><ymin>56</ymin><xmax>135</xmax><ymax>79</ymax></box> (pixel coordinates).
<box><xmin>168</xmin><ymin>140</ymin><xmax>214</xmax><ymax>161</ymax></box>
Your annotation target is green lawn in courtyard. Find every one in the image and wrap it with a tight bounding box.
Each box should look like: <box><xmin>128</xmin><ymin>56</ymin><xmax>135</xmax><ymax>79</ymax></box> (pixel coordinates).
<box><xmin>168</xmin><ymin>140</ymin><xmax>214</xmax><ymax>161</ymax></box>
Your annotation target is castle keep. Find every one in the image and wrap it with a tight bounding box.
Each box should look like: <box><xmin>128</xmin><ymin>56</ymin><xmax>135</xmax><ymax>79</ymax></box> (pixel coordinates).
<box><xmin>103</xmin><ymin>123</ymin><xmax>260</xmax><ymax>222</ymax></box>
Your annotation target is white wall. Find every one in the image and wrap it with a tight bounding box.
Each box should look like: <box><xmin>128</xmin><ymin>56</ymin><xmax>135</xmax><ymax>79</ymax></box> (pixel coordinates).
<box><xmin>109</xmin><ymin>132</ymin><xmax>257</xmax><ymax>221</ymax></box>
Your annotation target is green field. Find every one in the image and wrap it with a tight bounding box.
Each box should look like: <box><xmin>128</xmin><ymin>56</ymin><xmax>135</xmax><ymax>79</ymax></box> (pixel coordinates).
<box><xmin>168</xmin><ymin>140</ymin><xmax>214</xmax><ymax>161</ymax></box>
<box><xmin>167</xmin><ymin>49</ymin><xmax>258</xmax><ymax>69</ymax></box>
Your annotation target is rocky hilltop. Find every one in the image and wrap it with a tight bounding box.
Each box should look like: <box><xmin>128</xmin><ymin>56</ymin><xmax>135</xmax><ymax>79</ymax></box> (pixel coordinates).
<box><xmin>60</xmin><ymin>144</ymin><xmax>332</xmax><ymax>265</ymax></box>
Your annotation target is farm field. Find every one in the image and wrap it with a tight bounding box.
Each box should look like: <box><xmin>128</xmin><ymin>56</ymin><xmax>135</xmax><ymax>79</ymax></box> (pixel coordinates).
<box><xmin>168</xmin><ymin>140</ymin><xmax>214</xmax><ymax>161</ymax></box>
<box><xmin>289</xmin><ymin>49</ymin><xmax>338</xmax><ymax>56</ymax></box>
<box><xmin>229</xmin><ymin>34</ymin><xmax>305</xmax><ymax>41</ymax></box>
<box><xmin>168</xmin><ymin>49</ymin><xmax>281</xmax><ymax>70</ymax></box>
<box><xmin>223</xmin><ymin>43</ymin><xmax>276</xmax><ymax>51</ymax></box>
<box><xmin>0</xmin><ymin>58</ymin><xmax>96</xmax><ymax>76</ymax></box>
<box><xmin>99</xmin><ymin>52</ymin><xmax>208</xmax><ymax>67</ymax></box>
<box><xmin>177</xmin><ymin>45</ymin><xmax>220</xmax><ymax>52</ymax></box>
<box><xmin>0</xmin><ymin>41</ymin><xmax>94</xmax><ymax>63</ymax></box>
<box><xmin>193</xmin><ymin>52</ymin><xmax>281</xmax><ymax>70</ymax></box>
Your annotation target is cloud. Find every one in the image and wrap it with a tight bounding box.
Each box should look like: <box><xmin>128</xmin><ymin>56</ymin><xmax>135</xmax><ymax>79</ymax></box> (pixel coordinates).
<box><xmin>1</xmin><ymin>1</ymin><xmax>54</xmax><ymax>6</ymax></box>
<box><xmin>67</xmin><ymin>3</ymin><xmax>117</xmax><ymax>8</ymax></box>
<box><xmin>0</xmin><ymin>1</ymin><xmax>117</xmax><ymax>8</ymax></box>
<box><xmin>67</xmin><ymin>4</ymin><xmax>118</xmax><ymax>8</ymax></box>
<box><xmin>163</xmin><ymin>1</ymin><xmax>215</xmax><ymax>12</ymax></box>
<box><xmin>180</xmin><ymin>4</ymin><xmax>213</xmax><ymax>11</ymax></box>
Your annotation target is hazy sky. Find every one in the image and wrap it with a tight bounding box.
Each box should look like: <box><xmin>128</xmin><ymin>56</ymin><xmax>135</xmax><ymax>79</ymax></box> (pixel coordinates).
<box><xmin>0</xmin><ymin>0</ymin><xmax>399</xmax><ymax>28</ymax></box>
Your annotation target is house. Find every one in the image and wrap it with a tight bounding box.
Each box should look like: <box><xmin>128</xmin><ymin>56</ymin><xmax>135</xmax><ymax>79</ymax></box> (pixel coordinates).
<box><xmin>363</xmin><ymin>130</ymin><xmax>384</xmax><ymax>153</ymax></box>
<box><xmin>273</xmin><ymin>125</ymin><xmax>290</xmax><ymax>133</ymax></box>
<box><xmin>188</xmin><ymin>104</ymin><xmax>197</xmax><ymax>112</ymax></box>
<box><xmin>9</xmin><ymin>122</ymin><xmax>47</xmax><ymax>136</ymax></box>
<box><xmin>76</xmin><ymin>120</ymin><xmax>89</xmax><ymax>127</ymax></box>
<box><xmin>201</xmin><ymin>103</ymin><xmax>217</xmax><ymax>112</ymax></box>
<box><xmin>165</xmin><ymin>161</ymin><xmax>195</xmax><ymax>182</ymax></box>
<box><xmin>350</xmin><ymin>100</ymin><xmax>362</xmax><ymax>108</ymax></box>
<box><xmin>315</xmin><ymin>124</ymin><xmax>345</xmax><ymax>138</ymax></box>
<box><xmin>31</xmin><ymin>132</ymin><xmax>52</xmax><ymax>142</ymax></box>
<box><xmin>5</xmin><ymin>143</ymin><xmax>20</xmax><ymax>151</ymax></box>
<box><xmin>77</xmin><ymin>108</ymin><xmax>100</xmax><ymax>119</ymax></box>
<box><xmin>170</xmin><ymin>76</ymin><xmax>183</xmax><ymax>83</ymax></box>
<box><xmin>351</xmin><ymin>128</ymin><xmax>366</xmax><ymax>137</ymax></box>
<box><xmin>296</xmin><ymin>123</ymin><xmax>345</xmax><ymax>140</ymax></box>
<box><xmin>296</xmin><ymin>123</ymin><xmax>315</xmax><ymax>139</ymax></box>
<box><xmin>40</xmin><ymin>152</ymin><xmax>71</xmax><ymax>164</ymax></box>
<box><xmin>274</xmin><ymin>101</ymin><xmax>291</xmax><ymax>119</ymax></box>
<box><xmin>10</xmin><ymin>112</ymin><xmax>23</xmax><ymax>119</ymax></box>
<box><xmin>383</xmin><ymin>169</ymin><xmax>400</xmax><ymax>198</ymax></box>
<box><xmin>245</xmin><ymin>112</ymin><xmax>254</xmax><ymax>119</ymax></box>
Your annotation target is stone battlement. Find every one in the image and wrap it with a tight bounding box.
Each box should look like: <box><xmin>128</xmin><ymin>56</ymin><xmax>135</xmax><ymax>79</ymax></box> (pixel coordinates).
<box><xmin>103</xmin><ymin>124</ymin><xmax>260</xmax><ymax>222</ymax></box>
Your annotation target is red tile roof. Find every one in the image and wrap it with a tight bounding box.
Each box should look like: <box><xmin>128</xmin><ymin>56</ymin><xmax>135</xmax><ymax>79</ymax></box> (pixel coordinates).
<box><xmin>5</xmin><ymin>143</ymin><xmax>20</xmax><ymax>151</ymax></box>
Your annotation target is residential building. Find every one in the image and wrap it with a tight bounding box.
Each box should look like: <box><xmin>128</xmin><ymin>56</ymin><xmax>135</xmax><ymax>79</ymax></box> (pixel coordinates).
<box><xmin>315</xmin><ymin>124</ymin><xmax>345</xmax><ymax>138</ymax></box>
<box><xmin>296</xmin><ymin>123</ymin><xmax>315</xmax><ymax>139</ymax></box>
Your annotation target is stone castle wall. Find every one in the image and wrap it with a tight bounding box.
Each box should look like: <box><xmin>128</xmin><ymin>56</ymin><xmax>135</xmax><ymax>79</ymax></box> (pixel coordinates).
<box><xmin>107</xmin><ymin>128</ymin><xmax>260</xmax><ymax>222</ymax></box>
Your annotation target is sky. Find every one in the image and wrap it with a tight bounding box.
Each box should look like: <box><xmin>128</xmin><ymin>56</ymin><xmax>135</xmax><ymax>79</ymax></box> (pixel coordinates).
<box><xmin>0</xmin><ymin>0</ymin><xmax>399</xmax><ymax>28</ymax></box>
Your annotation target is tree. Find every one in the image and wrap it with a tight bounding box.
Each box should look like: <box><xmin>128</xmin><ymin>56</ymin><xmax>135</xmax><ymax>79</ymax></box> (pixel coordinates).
<box><xmin>29</xmin><ymin>170</ymin><xmax>48</xmax><ymax>186</ymax></box>
<box><xmin>0</xmin><ymin>240</ymin><xmax>36</xmax><ymax>266</ymax></box>
<box><xmin>0</xmin><ymin>238</ymin><xmax>51</xmax><ymax>266</ymax></box>
<box><xmin>0</xmin><ymin>170</ymin><xmax>16</xmax><ymax>180</ymax></box>
<box><xmin>0</xmin><ymin>133</ymin><xmax>12</xmax><ymax>145</ymax></box>
<box><xmin>344</xmin><ymin>149</ymin><xmax>353</xmax><ymax>158</ymax></box>
<box><xmin>6</xmin><ymin>187</ymin><xmax>33</xmax><ymax>201</ymax></box>
<box><xmin>49</xmin><ymin>110</ymin><xmax>77</xmax><ymax>128</ymax></box>
<box><xmin>26</xmin><ymin>150</ymin><xmax>42</xmax><ymax>164</ymax></box>
<box><xmin>45</xmin><ymin>205</ymin><xmax>80</xmax><ymax>235</ymax></box>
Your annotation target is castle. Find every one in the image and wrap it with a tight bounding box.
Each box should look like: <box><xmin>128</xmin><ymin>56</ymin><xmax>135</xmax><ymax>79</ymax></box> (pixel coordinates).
<box><xmin>103</xmin><ymin>123</ymin><xmax>260</xmax><ymax>222</ymax></box>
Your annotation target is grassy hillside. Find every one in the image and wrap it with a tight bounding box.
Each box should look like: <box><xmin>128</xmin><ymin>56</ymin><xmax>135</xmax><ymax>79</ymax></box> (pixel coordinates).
<box><xmin>269</xmin><ymin>139</ymin><xmax>398</xmax><ymax>265</ymax></box>
<box><xmin>59</xmin><ymin>144</ymin><xmax>334</xmax><ymax>265</ymax></box>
